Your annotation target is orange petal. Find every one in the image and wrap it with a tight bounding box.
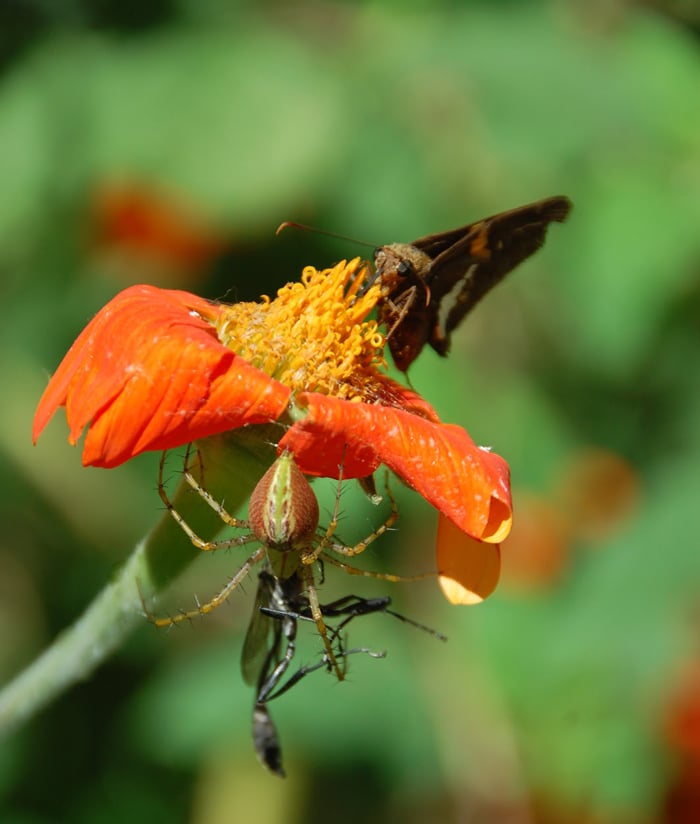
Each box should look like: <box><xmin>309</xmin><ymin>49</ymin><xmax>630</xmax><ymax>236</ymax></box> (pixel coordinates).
<box><xmin>366</xmin><ymin>377</ymin><xmax>442</xmax><ymax>424</ymax></box>
<box><xmin>280</xmin><ymin>392</ymin><xmax>512</xmax><ymax>543</ymax></box>
<box><xmin>33</xmin><ymin>285</ymin><xmax>290</xmax><ymax>467</ymax></box>
<box><xmin>436</xmin><ymin>514</ymin><xmax>501</xmax><ymax>604</ymax></box>
<box><xmin>278</xmin><ymin>418</ymin><xmax>381</xmax><ymax>479</ymax></box>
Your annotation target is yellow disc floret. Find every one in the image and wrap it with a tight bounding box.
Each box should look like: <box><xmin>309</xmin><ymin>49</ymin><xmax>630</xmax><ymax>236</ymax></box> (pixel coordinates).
<box><xmin>214</xmin><ymin>259</ymin><xmax>387</xmax><ymax>399</ymax></box>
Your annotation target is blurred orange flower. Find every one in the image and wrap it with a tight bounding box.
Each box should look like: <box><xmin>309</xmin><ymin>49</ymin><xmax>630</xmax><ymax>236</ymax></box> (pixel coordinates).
<box><xmin>32</xmin><ymin>260</ymin><xmax>512</xmax><ymax>601</ymax></box>
<box><xmin>92</xmin><ymin>182</ymin><xmax>225</xmax><ymax>273</ymax></box>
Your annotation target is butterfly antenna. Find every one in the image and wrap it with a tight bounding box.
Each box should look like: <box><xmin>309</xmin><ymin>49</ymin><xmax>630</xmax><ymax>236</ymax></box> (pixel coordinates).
<box><xmin>276</xmin><ymin>221</ymin><xmax>378</xmax><ymax>250</ymax></box>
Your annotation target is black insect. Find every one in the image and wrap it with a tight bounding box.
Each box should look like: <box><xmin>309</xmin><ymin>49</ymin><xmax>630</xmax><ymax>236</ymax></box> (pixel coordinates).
<box><xmin>244</xmin><ymin>567</ymin><xmax>445</xmax><ymax>776</ymax></box>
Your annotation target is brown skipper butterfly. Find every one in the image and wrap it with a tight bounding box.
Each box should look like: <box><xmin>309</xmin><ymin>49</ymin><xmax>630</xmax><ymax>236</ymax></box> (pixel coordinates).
<box><xmin>374</xmin><ymin>196</ymin><xmax>572</xmax><ymax>370</ymax></box>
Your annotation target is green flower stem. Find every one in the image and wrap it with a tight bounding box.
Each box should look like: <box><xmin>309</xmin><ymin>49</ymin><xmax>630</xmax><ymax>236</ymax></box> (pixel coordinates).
<box><xmin>0</xmin><ymin>430</ymin><xmax>277</xmax><ymax>738</ymax></box>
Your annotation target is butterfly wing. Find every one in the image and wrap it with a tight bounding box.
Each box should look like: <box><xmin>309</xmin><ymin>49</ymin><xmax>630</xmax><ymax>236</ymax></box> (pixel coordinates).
<box><xmin>375</xmin><ymin>196</ymin><xmax>571</xmax><ymax>369</ymax></box>
<box><xmin>423</xmin><ymin>196</ymin><xmax>572</xmax><ymax>355</ymax></box>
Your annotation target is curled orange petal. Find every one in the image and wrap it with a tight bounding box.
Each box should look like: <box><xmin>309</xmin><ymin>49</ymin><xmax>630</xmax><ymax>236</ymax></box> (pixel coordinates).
<box><xmin>436</xmin><ymin>514</ymin><xmax>501</xmax><ymax>604</ymax></box>
<box><xmin>33</xmin><ymin>285</ymin><xmax>291</xmax><ymax>467</ymax></box>
<box><xmin>281</xmin><ymin>391</ymin><xmax>512</xmax><ymax>544</ymax></box>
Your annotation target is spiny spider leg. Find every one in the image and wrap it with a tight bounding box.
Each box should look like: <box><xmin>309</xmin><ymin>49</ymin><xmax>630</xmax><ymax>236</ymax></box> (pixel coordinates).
<box><xmin>299</xmin><ymin>451</ymin><xmax>348</xmax><ymax>566</ymax></box>
<box><xmin>320</xmin><ymin>552</ymin><xmax>435</xmax><ymax>584</ymax></box>
<box><xmin>143</xmin><ymin>545</ymin><xmax>267</xmax><ymax>629</ymax></box>
<box><xmin>301</xmin><ymin>469</ymin><xmax>398</xmax><ymax>566</ymax></box>
<box><xmin>157</xmin><ymin>448</ymin><xmax>254</xmax><ymax>551</ymax></box>
<box><xmin>298</xmin><ymin>560</ymin><xmax>344</xmax><ymax>680</ymax></box>
<box><xmin>179</xmin><ymin>447</ymin><xmax>250</xmax><ymax>531</ymax></box>
<box><xmin>326</xmin><ymin>477</ymin><xmax>399</xmax><ymax>559</ymax></box>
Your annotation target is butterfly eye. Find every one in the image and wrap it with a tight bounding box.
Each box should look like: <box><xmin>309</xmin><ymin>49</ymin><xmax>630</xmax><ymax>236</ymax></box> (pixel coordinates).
<box><xmin>397</xmin><ymin>260</ymin><xmax>413</xmax><ymax>277</ymax></box>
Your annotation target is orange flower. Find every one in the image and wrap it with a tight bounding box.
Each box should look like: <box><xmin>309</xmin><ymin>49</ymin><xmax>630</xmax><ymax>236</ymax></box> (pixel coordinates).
<box><xmin>33</xmin><ymin>260</ymin><xmax>512</xmax><ymax>601</ymax></box>
<box><xmin>92</xmin><ymin>182</ymin><xmax>225</xmax><ymax>272</ymax></box>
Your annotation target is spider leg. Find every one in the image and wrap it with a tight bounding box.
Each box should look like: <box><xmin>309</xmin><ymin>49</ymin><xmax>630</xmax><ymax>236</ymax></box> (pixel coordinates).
<box><xmin>158</xmin><ymin>449</ymin><xmax>254</xmax><ymax>551</ymax></box>
<box><xmin>143</xmin><ymin>545</ymin><xmax>267</xmax><ymax>628</ymax></box>
<box><xmin>179</xmin><ymin>446</ymin><xmax>251</xmax><ymax>530</ymax></box>
<box><xmin>300</xmin><ymin>455</ymin><xmax>346</xmax><ymax>566</ymax></box>
<box><xmin>321</xmin><ymin>552</ymin><xmax>435</xmax><ymax>584</ymax></box>
<box><xmin>325</xmin><ymin>478</ymin><xmax>398</xmax><ymax>559</ymax></box>
<box><xmin>299</xmin><ymin>562</ymin><xmax>344</xmax><ymax>681</ymax></box>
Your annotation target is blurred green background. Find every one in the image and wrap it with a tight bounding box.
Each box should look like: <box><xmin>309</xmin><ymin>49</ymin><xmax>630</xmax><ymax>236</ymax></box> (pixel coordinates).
<box><xmin>1</xmin><ymin>0</ymin><xmax>700</xmax><ymax>821</ymax></box>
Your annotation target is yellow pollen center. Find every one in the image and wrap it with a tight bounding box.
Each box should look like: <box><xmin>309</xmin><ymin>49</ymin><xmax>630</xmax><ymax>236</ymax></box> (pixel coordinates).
<box><xmin>214</xmin><ymin>259</ymin><xmax>387</xmax><ymax>399</ymax></box>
